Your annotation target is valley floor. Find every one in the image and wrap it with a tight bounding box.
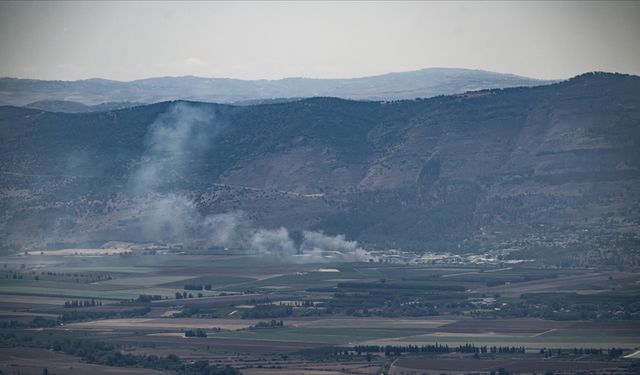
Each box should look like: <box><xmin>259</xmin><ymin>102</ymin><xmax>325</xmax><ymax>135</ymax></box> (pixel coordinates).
<box><xmin>1</xmin><ymin>250</ymin><xmax>639</xmax><ymax>374</ymax></box>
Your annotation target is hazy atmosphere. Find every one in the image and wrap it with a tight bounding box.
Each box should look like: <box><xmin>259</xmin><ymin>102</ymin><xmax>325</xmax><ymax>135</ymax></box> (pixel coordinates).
<box><xmin>1</xmin><ymin>2</ymin><xmax>640</xmax><ymax>375</ymax></box>
<box><xmin>1</xmin><ymin>1</ymin><xmax>639</xmax><ymax>81</ymax></box>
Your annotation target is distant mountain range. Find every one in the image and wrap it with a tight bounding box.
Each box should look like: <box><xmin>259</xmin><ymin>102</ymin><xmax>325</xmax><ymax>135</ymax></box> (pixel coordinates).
<box><xmin>0</xmin><ymin>68</ymin><xmax>553</xmax><ymax>109</ymax></box>
<box><xmin>24</xmin><ymin>100</ymin><xmax>144</xmax><ymax>113</ymax></box>
<box><xmin>1</xmin><ymin>72</ymin><xmax>638</xmax><ymax>264</ymax></box>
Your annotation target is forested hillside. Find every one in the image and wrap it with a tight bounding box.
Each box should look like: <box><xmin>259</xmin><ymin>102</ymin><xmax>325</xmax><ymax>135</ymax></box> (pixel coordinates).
<box><xmin>1</xmin><ymin>72</ymin><xmax>639</xmax><ymax>264</ymax></box>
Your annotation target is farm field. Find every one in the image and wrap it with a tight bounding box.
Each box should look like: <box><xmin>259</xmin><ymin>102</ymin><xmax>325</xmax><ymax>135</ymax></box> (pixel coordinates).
<box><xmin>67</xmin><ymin>317</ymin><xmax>261</xmax><ymax>330</ymax></box>
<box><xmin>1</xmin><ymin>251</ymin><xmax>639</xmax><ymax>374</ymax></box>
<box><xmin>389</xmin><ymin>356</ymin><xmax>632</xmax><ymax>375</ymax></box>
<box><xmin>0</xmin><ymin>347</ymin><xmax>165</xmax><ymax>375</ymax></box>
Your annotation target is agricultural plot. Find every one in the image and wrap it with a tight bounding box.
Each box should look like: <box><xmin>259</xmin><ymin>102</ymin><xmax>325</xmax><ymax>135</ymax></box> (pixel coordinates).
<box><xmin>0</xmin><ymin>294</ymin><xmax>71</xmax><ymax>307</ymax></box>
<box><xmin>0</xmin><ymin>283</ymin><xmax>180</xmax><ymax>300</ymax></box>
<box><xmin>242</xmin><ymin>362</ymin><xmax>380</xmax><ymax>375</ymax></box>
<box><xmin>212</xmin><ymin>326</ymin><xmax>409</xmax><ymax>345</ymax></box>
<box><xmin>160</xmin><ymin>274</ymin><xmax>257</xmax><ymax>288</ymax></box>
<box><xmin>479</xmin><ymin>271</ymin><xmax>640</xmax><ymax>297</ymax></box>
<box><xmin>67</xmin><ymin>317</ymin><xmax>261</xmax><ymax>331</ymax></box>
<box><xmin>0</xmin><ymin>347</ymin><xmax>165</xmax><ymax>375</ymax></box>
<box><xmin>390</xmin><ymin>356</ymin><xmax>630</xmax><ymax>374</ymax></box>
<box><xmin>100</xmin><ymin>275</ymin><xmax>196</xmax><ymax>287</ymax></box>
<box><xmin>1</xmin><ymin>251</ymin><xmax>639</xmax><ymax>374</ymax></box>
<box><xmin>295</xmin><ymin>317</ymin><xmax>454</xmax><ymax>330</ymax></box>
<box><xmin>363</xmin><ymin>319</ymin><xmax>640</xmax><ymax>350</ymax></box>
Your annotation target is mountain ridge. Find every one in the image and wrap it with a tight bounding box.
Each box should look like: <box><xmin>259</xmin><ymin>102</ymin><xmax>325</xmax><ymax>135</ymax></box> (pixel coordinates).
<box><xmin>0</xmin><ymin>67</ymin><xmax>549</xmax><ymax>84</ymax></box>
<box><xmin>0</xmin><ymin>72</ymin><xmax>639</xmax><ymax>264</ymax></box>
<box><xmin>0</xmin><ymin>67</ymin><xmax>554</xmax><ymax>107</ymax></box>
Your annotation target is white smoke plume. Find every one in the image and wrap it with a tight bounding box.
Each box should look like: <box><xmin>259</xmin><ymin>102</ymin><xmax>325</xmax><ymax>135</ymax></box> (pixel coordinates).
<box><xmin>301</xmin><ymin>231</ymin><xmax>373</xmax><ymax>262</ymax></box>
<box><xmin>130</xmin><ymin>103</ymin><xmax>215</xmax><ymax>194</ymax></box>
<box><xmin>128</xmin><ymin>102</ymin><xmax>373</xmax><ymax>263</ymax></box>
<box><xmin>248</xmin><ymin>227</ymin><xmax>298</xmax><ymax>259</ymax></box>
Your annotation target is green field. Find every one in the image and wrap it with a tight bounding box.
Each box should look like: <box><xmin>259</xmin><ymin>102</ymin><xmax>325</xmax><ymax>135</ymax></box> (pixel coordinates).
<box><xmin>161</xmin><ymin>275</ymin><xmax>256</xmax><ymax>288</ymax></box>
<box><xmin>2</xmin><ymin>251</ymin><xmax>639</xmax><ymax>357</ymax></box>
<box><xmin>382</xmin><ymin>334</ymin><xmax>640</xmax><ymax>350</ymax></box>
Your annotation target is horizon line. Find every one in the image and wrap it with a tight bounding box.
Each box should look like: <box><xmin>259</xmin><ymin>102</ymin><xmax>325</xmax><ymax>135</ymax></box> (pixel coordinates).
<box><xmin>0</xmin><ymin>66</ymin><xmax>566</xmax><ymax>84</ymax></box>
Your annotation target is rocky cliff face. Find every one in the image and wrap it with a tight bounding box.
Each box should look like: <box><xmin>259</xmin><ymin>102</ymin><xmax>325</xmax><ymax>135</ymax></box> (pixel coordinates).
<box><xmin>1</xmin><ymin>73</ymin><xmax>639</xmax><ymax>262</ymax></box>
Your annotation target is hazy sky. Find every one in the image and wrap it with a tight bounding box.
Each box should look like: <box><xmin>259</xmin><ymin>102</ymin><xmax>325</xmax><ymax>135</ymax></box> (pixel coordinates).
<box><xmin>1</xmin><ymin>1</ymin><xmax>639</xmax><ymax>81</ymax></box>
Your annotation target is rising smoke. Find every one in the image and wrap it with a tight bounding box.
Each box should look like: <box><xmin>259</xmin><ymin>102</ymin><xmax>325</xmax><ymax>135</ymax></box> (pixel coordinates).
<box><xmin>128</xmin><ymin>102</ymin><xmax>373</xmax><ymax>263</ymax></box>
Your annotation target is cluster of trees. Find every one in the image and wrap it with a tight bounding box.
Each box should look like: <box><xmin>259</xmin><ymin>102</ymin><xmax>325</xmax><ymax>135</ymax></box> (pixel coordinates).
<box><xmin>64</xmin><ymin>299</ymin><xmax>102</xmax><ymax>308</ymax></box>
<box><xmin>348</xmin><ymin>343</ymin><xmax>623</xmax><ymax>359</ymax></box>
<box><xmin>351</xmin><ymin>344</ymin><xmax>525</xmax><ymax>356</ymax></box>
<box><xmin>184</xmin><ymin>329</ymin><xmax>208</xmax><ymax>338</ymax></box>
<box><xmin>540</xmin><ymin>347</ymin><xmax>624</xmax><ymax>359</ymax></box>
<box><xmin>61</xmin><ymin>306</ymin><xmax>150</xmax><ymax>322</ymax></box>
<box><xmin>245</xmin><ymin>297</ymin><xmax>272</xmax><ymax>305</ymax></box>
<box><xmin>250</xmin><ymin>320</ymin><xmax>284</xmax><ymax>329</ymax></box>
<box><xmin>184</xmin><ymin>284</ymin><xmax>213</xmax><ymax>291</ymax></box>
<box><xmin>472</xmin><ymin>292</ymin><xmax>640</xmax><ymax>320</ymax></box>
<box><xmin>136</xmin><ymin>294</ymin><xmax>163</xmax><ymax>303</ymax></box>
<box><xmin>608</xmin><ymin>348</ymin><xmax>625</xmax><ymax>358</ymax></box>
<box><xmin>22</xmin><ymin>270</ymin><xmax>114</xmax><ymax>283</ymax></box>
<box><xmin>175</xmin><ymin>291</ymin><xmax>204</xmax><ymax>299</ymax></box>
<box><xmin>0</xmin><ymin>317</ymin><xmax>58</xmax><ymax>329</ymax></box>
<box><xmin>348</xmin><ymin>344</ymin><xmax>624</xmax><ymax>359</ymax></box>
<box><xmin>48</xmin><ymin>339</ymin><xmax>241</xmax><ymax>374</ymax></box>
<box><xmin>485</xmin><ymin>346</ymin><xmax>526</xmax><ymax>354</ymax></box>
<box><xmin>324</xmin><ymin>291</ymin><xmax>467</xmax><ymax>318</ymax></box>
<box><xmin>3</xmin><ymin>305</ymin><xmax>157</xmax><ymax>328</ymax></box>
<box><xmin>236</xmin><ymin>289</ymin><xmax>469</xmax><ymax>319</ymax></box>
<box><xmin>352</xmin><ymin>344</ymin><xmax>450</xmax><ymax>355</ymax></box>
<box><xmin>240</xmin><ymin>305</ymin><xmax>292</xmax><ymax>319</ymax></box>
<box><xmin>44</xmin><ymin>270</ymin><xmax>112</xmax><ymax>278</ymax></box>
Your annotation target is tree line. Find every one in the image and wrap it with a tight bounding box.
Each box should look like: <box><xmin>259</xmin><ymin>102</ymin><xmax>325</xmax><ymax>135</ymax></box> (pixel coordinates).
<box><xmin>351</xmin><ymin>344</ymin><xmax>525</xmax><ymax>356</ymax></box>
<box><xmin>64</xmin><ymin>299</ymin><xmax>103</xmax><ymax>308</ymax></box>
<box><xmin>184</xmin><ymin>284</ymin><xmax>213</xmax><ymax>291</ymax></box>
